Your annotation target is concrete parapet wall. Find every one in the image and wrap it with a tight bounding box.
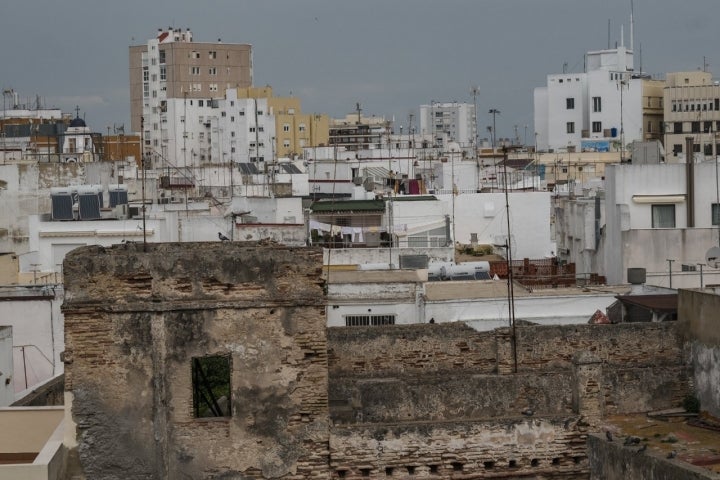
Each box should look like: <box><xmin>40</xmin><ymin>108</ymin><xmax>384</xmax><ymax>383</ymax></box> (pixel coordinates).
<box><xmin>587</xmin><ymin>434</ymin><xmax>718</xmax><ymax>480</ymax></box>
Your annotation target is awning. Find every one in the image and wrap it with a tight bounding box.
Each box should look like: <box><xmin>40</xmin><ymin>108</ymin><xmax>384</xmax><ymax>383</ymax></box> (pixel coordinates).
<box><xmin>632</xmin><ymin>195</ymin><xmax>685</xmax><ymax>204</ymax></box>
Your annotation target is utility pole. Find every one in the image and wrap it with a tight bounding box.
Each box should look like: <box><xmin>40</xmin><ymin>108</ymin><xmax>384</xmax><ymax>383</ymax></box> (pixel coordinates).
<box><xmin>140</xmin><ymin>116</ymin><xmax>147</xmax><ymax>249</ymax></box>
<box><xmin>666</xmin><ymin>259</ymin><xmax>675</xmax><ymax>288</ymax></box>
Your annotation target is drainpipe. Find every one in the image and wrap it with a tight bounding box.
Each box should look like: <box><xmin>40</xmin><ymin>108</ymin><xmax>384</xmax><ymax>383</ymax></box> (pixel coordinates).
<box><xmin>686</xmin><ymin>137</ymin><xmax>695</xmax><ymax>227</ymax></box>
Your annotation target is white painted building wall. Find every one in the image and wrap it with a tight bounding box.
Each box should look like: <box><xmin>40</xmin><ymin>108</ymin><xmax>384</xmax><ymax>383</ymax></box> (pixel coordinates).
<box><xmin>534</xmin><ymin>43</ymin><xmax>643</xmax><ymax>152</ymax></box>
<box><xmin>0</xmin><ymin>327</ymin><xmax>13</xmax><ymax>406</ymax></box>
<box><xmin>436</xmin><ymin>192</ymin><xmax>553</xmax><ymax>258</ymax></box>
<box><xmin>0</xmin><ymin>287</ymin><xmax>63</xmax><ymax>397</ymax></box>
<box><xmin>327</xmin><ymin>280</ymin><xmax>623</xmax><ymax>331</ymax></box>
<box><xmin>27</xmin><ymin>214</ymin><xmax>178</xmax><ymax>272</ymax></box>
<box><xmin>600</xmin><ymin>162</ymin><xmax>720</xmax><ymax>285</ymax></box>
<box><xmin>164</xmin><ymin>90</ymin><xmax>276</xmax><ymax>169</ymax></box>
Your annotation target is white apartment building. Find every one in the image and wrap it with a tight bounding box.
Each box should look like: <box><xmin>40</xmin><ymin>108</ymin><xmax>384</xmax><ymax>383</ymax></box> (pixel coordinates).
<box><xmin>418</xmin><ymin>102</ymin><xmax>477</xmax><ymax>148</ymax></box>
<box><xmin>534</xmin><ymin>36</ymin><xmax>643</xmax><ymax>155</ymax></box>
<box><xmin>163</xmin><ymin>89</ymin><xmax>275</xmax><ymax>169</ymax></box>
<box><xmin>556</xmin><ymin>162</ymin><xmax>720</xmax><ymax>288</ymax></box>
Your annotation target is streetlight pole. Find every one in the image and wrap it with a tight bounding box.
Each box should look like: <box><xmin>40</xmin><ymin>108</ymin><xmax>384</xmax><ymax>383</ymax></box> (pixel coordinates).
<box><xmin>471</xmin><ymin>86</ymin><xmax>480</xmax><ymax>157</ymax></box>
<box><xmin>489</xmin><ymin>108</ymin><xmax>500</xmax><ymax>150</ymax></box>
<box><xmin>489</xmin><ymin>108</ymin><xmax>500</xmax><ymax>191</ymax></box>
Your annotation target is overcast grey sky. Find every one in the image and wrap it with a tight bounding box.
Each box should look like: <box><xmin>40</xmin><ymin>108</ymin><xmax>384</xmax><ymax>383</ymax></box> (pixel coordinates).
<box><xmin>1</xmin><ymin>0</ymin><xmax>717</xmax><ymax>141</ymax></box>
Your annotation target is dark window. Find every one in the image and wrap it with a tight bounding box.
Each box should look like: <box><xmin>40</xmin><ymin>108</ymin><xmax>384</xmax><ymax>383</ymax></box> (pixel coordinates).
<box><xmin>704</xmin><ymin>122</ymin><xmax>713</xmax><ymax>133</ymax></box>
<box><xmin>712</xmin><ymin>204</ymin><xmax>720</xmax><ymax>226</ymax></box>
<box><xmin>345</xmin><ymin>314</ymin><xmax>396</xmax><ymax>326</ymax></box>
<box><xmin>715</xmin><ymin>99</ymin><xmax>720</xmax><ymax>111</ymax></box>
<box><xmin>566</xmin><ymin>122</ymin><xmax>575</xmax><ymax>134</ymax></box>
<box><xmin>566</xmin><ymin>98</ymin><xmax>575</xmax><ymax>109</ymax></box>
<box><xmin>192</xmin><ymin>355</ymin><xmax>231</xmax><ymax>418</ymax></box>
<box><xmin>673</xmin><ymin>144</ymin><xmax>682</xmax><ymax>154</ymax></box>
<box><xmin>705</xmin><ymin>144</ymin><xmax>713</xmax><ymax>155</ymax></box>
<box><xmin>652</xmin><ymin>204</ymin><xmax>675</xmax><ymax>228</ymax></box>
<box><xmin>592</xmin><ymin>121</ymin><xmax>602</xmax><ymax>133</ymax></box>
<box><xmin>694</xmin><ymin>144</ymin><xmax>701</xmax><ymax>153</ymax></box>
<box><xmin>592</xmin><ymin>96</ymin><xmax>602</xmax><ymax>112</ymax></box>
<box><xmin>673</xmin><ymin>122</ymin><xmax>683</xmax><ymax>134</ymax></box>
<box><xmin>159</xmin><ymin>49</ymin><xmax>166</xmax><ymax>64</ymax></box>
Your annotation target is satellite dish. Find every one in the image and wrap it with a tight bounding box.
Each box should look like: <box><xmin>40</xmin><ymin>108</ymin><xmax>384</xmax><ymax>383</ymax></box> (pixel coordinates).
<box><xmin>705</xmin><ymin>246</ymin><xmax>720</xmax><ymax>268</ymax></box>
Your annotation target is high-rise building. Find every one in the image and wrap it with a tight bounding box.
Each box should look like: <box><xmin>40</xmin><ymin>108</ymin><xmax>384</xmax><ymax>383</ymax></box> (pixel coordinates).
<box><xmin>418</xmin><ymin>102</ymin><xmax>476</xmax><ymax>148</ymax></box>
<box><xmin>129</xmin><ymin>27</ymin><xmax>252</xmax><ymax>160</ymax></box>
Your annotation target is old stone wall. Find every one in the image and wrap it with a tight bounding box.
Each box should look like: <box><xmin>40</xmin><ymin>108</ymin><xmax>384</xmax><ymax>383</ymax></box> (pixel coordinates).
<box><xmin>326</xmin><ymin>321</ymin><xmax>690</xmax><ymax>478</ymax></box>
<box><xmin>587</xmin><ymin>434</ymin><xmax>718</xmax><ymax>480</ymax></box>
<box><xmin>679</xmin><ymin>289</ymin><xmax>720</xmax><ymax>419</ymax></box>
<box><xmin>63</xmin><ymin>242</ymin><xmax>329</xmax><ymax>479</ymax></box>
<box><xmin>329</xmin><ymin>323</ymin><xmax>683</xmax><ymax>376</ymax></box>
<box><xmin>330</xmin><ymin>419</ymin><xmax>589</xmax><ymax>479</ymax></box>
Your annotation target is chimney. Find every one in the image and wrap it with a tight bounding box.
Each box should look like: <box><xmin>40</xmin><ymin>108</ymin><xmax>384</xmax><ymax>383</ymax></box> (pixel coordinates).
<box><xmin>686</xmin><ymin>136</ymin><xmax>695</xmax><ymax>227</ymax></box>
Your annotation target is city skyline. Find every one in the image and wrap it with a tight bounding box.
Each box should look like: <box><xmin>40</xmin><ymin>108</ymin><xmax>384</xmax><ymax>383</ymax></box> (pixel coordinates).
<box><xmin>1</xmin><ymin>0</ymin><xmax>717</xmax><ymax>143</ymax></box>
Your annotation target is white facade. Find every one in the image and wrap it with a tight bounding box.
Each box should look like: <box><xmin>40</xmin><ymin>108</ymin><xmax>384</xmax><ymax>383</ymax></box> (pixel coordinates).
<box><xmin>419</xmin><ymin>102</ymin><xmax>476</xmax><ymax>147</ymax></box>
<box><xmin>0</xmin><ymin>327</ymin><xmax>12</xmax><ymax>406</ymax></box>
<box><xmin>326</xmin><ymin>272</ymin><xmax>627</xmax><ymax>330</ymax></box>
<box><xmin>164</xmin><ymin>89</ymin><xmax>276</xmax><ymax>169</ymax></box>
<box><xmin>437</xmin><ymin>192</ymin><xmax>554</xmax><ymax>258</ymax></box>
<box><xmin>0</xmin><ymin>286</ymin><xmax>64</xmax><ymax>398</ymax></box>
<box><xmin>534</xmin><ymin>43</ymin><xmax>642</xmax><ymax>154</ymax></box>
<box><xmin>595</xmin><ymin>162</ymin><xmax>720</xmax><ymax>286</ymax></box>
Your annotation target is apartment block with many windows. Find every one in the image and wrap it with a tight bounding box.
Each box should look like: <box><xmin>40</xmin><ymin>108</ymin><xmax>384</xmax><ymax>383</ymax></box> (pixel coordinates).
<box><xmin>663</xmin><ymin>71</ymin><xmax>720</xmax><ymax>162</ymax></box>
<box><xmin>129</xmin><ymin>27</ymin><xmax>252</xmax><ymax>161</ymax></box>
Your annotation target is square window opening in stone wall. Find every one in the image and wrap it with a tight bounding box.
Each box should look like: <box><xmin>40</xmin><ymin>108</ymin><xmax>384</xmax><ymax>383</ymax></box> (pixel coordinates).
<box><xmin>452</xmin><ymin>462</ymin><xmax>464</xmax><ymax>471</ymax></box>
<box><xmin>483</xmin><ymin>461</ymin><xmax>494</xmax><ymax>469</ymax></box>
<box><xmin>406</xmin><ymin>466</ymin><xmax>415</xmax><ymax>475</ymax></box>
<box><xmin>192</xmin><ymin>355</ymin><xmax>232</xmax><ymax>418</ymax></box>
<box><xmin>552</xmin><ymin>458</ymin><xmax>560</xmax><ymax>465</ymax></box>
<box><xmin>531</xmin><ymin>458</ymin><xmax>540</xmax><ymax>467</ymax></box>
<box><xmin>360</xmin><ymin>468</ymin><xmax>371</xmax><ymax>477</ymax></box>
<box><xmin>385</xmin><ymin>467</ymin><xmax>393</xmax><ymax>476</ymax></box>
<box><xmin>429</xmin><ymin>465</ymin><xmax>439</xmax><ymax>474</ymax></box>
<box><xmin>508</xmin><ymin>459</ymin><xmax>517</xmax><ymax>468</ymax></box>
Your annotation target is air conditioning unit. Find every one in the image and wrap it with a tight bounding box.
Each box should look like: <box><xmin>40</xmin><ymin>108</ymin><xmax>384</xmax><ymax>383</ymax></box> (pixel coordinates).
<box><xmin>681</xmin><ymin>263</ymin><xmax>697</xmax><ymax>272</ymax></box>
<box><xmin>115</xmin><ymin>204</ymin><xmax>129</xmax><ymax>219</ymax></box>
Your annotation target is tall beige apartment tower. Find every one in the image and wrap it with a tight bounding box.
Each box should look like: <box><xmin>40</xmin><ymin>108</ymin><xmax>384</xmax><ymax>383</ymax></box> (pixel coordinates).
<box><xmin>129</xmin><ymin>27</ymin><xmax>252</xmax><ymax>159</ymax></box>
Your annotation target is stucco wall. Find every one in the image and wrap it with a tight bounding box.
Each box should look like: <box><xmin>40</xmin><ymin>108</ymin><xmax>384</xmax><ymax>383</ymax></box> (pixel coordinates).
<box><xmin>679</xmin><ymin>289</ymin><xmax>720</xmax><ymax>418</ymax></box>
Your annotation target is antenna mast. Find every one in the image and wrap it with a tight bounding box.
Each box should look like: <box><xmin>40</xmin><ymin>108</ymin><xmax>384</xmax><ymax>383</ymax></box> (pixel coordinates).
<box><xmin>630</xmin><ymin>0</ymin><xmax>635</xmax><ymax>52</ymax></box>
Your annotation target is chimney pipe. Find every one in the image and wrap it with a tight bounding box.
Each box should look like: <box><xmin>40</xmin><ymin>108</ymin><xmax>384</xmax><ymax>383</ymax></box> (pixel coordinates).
<box><xmin>686</xmin><ymin>136</ymin><xmax>695</xmax><ymax>227</ymax></box>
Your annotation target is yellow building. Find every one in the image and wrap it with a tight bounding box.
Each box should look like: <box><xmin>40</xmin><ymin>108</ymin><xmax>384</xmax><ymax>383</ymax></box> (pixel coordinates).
<box><xmin>234</xmin><ymin>86</ymin><xmax>329</xmax><ymax>157</ymax></box>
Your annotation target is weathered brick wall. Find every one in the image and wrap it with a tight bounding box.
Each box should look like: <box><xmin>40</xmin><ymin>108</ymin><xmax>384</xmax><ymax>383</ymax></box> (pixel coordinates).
<box><xmin>328</xmin><ymin>322</ymin><xmax>690</xmax><ymax>423</ymax></box>
<box><xmin>63</xmin><ymin>242</ymin><xmax>329</xmax><ymax>479</ymax></box>
<box><xmin>330</xmin><ymin>419</ymin><xmax>590</xmax><ymax>479</ymax></box>
<box><xmin>328</xmin><ymin>323</ymin><xmax>684</xmax><ymax>377</ymax></box>
<box><xmin>327</xmin><ymin>323</ymin><xmax>497</xmax><ymax>376</ymax></box>
<box><xmin>513</xmin><ymin>323</ymin><xmax>684</xmax><ymax>371</ymax></box>
<box><xmin>330</xmin><ymin>372</ymin><xmax>574</xmax><ymax>424</ymax></box>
